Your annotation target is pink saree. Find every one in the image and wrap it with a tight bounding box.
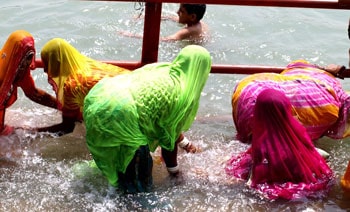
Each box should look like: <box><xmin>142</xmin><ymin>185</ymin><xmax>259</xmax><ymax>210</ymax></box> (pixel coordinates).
<box><xmin>226</xmin><ymin>89</ymin><xmax>334</xmax><ymax>200</ymax></box>
<box><xmin>232</xmin><ymin>60</ymin><xmax>350</xmax><ymax>143</ymax></box>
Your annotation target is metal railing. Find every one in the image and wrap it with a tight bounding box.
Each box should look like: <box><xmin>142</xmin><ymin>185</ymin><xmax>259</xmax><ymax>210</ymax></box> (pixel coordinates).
<box><xmin>35</xmin><ymin>0</ymin><xmax>350</xmax><ymax>75</ymax></box>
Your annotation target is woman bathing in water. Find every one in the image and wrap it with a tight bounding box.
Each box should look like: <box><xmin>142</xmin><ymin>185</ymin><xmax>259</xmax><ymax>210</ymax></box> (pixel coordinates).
<box><xmin>232</xmin><ymin>60</ymin><xmax>349</xmax><ymax>143</ymax></box>
<box><xmin>226</xmin><ymin>88</ymin><xmax>335</xmax><ymax>200</ymax></box>
<box><xmin>0</xmin><ymin>30</ymin><xmax>57</xmax><ymax>135</ymax></box>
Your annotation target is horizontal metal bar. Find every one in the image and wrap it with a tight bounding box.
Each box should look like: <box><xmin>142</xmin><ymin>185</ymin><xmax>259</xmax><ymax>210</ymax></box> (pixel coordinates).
<box><xmin>85</xmin><ymin>0</ymin><xmax>350</xmax><ymax>10</ymax></box>
<box><xmin>35</xmin><ymin>59</ymin><xmax>350</xmax><ymax>77</ymax></box>
<box><xmin>42</xmin><ymin>1</ymin><xmax>349</xmax><ymax>77</ymax></box>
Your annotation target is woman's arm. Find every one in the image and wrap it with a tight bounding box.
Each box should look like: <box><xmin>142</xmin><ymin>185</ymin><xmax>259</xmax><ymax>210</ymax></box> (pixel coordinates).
<box><xmin>37</xmin><ymin>115</ymin><xmax>76</xmax><ymax>136</ymax></box>
<box><xmin>0</xmin><ymin>108</ymin><xmax>12</xmax><ymax>135</ymax></box>
<box><xmin>17</xmin><ymin>73</ymin><xmax>57</xmax><ymax>109</ymax></box>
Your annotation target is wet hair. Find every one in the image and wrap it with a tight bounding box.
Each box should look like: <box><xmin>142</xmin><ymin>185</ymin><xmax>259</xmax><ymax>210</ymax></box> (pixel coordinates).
<box><xmin>182</xmin><ymin>4</ymin><xmax>206</xmax><ymax>21</ymax></box>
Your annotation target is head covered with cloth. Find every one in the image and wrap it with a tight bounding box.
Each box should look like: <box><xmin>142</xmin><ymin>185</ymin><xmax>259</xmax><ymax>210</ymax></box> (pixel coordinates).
<box><xmin>0</xmin><ymin>30</ymin><xmax>57</xmax><ymax>135</ymax></box>
<box><xmin>232</xmin><ymin>60</ymin><xmax>350</xmax><ymax>143</ymax></box>
<box><xmin>0</xmin><ymin>30</ymin><xmax>36</xmax><ymax>134</ymax></box>
<box><xmin>41</xmin><ymin>38</ymin><xmax>130</xmax><ymax>112</ymax></box>
<box><xmin>226</xmin><ymin>89</ymin><xmax>334</xmax><ymax>200</ymax></box>
<box><xmin>39</xmin><ymin>38</ymin><xmax>130</xmax><ymax>134</ymax></box>
<box><xmin>83</xmin><ymin>45</ymin><xmax>211</xmax><ymax>190</ymax></box>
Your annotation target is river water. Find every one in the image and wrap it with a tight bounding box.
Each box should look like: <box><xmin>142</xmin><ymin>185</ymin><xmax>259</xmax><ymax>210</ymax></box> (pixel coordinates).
<box><xmin>1</xmin><ymin>0</ymin><xmax>350</xmax><ymax>211</ymax></box>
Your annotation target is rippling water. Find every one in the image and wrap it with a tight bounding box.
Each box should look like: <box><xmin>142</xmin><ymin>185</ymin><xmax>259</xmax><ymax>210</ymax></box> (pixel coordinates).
<box><xmin>1</xmin><ymin>0</ymin><xmax>350</xmax><ymax>211</ymax></box>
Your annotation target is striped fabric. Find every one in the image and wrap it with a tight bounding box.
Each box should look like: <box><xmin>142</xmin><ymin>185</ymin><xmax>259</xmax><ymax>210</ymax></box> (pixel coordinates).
<box><xmin>232</xmin><ymin>60</ymin><xmax>350</xmax><ymax>143</ymax></box>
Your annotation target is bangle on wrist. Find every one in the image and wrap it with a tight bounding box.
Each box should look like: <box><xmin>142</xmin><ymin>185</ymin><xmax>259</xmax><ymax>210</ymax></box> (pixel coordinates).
<box><xmin>178</xmin><ymin>137</ymin><xmax>190</xmax><ymax>148</ymax></box>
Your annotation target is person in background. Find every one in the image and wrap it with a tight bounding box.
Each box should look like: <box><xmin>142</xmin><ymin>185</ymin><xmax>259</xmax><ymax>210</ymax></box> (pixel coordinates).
<box><xmin>232</xmin><ymin>60</ymin><xmax>349</xmax><ymax>144</ymax></box>
<box><xmin>120</xmin><ymin>4</ymin><xmax>208</xmax><ymax>42</ymax></box>
<box><xmin>83</xmin><ymin>45</ymin><xmax>211</xmax><ymax>193</ymax></box>
<box><xmin>226</xmin><ymin>89</ymin><xmax>334</xmax><ymax>200</ymax></box>
<box><xmin>162</xmin><ymin>4</ymin><xmax>207</xmax><ymax>42</ymax></box>
<box><xmin>0</xmin><ymin>30</ymin><xmax>57</xmax><ymax>135</ymax></box>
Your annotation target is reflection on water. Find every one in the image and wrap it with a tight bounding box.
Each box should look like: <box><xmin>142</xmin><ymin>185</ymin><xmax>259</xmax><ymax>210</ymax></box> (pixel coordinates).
<box><xmin>1</xmin><ymin>0</ymin><xmax>350</xmax><ymax>211</ymax></box>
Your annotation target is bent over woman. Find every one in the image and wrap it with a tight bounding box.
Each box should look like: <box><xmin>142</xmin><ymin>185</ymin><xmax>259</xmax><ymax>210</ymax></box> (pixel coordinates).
<box><xmin>0</xmin><ymin>30</ymin><xmax>57</xmax><ymax>135</ymax></box>
<box><xmin>83</xmin><ymin>45</ymin><xmax>211</xmax><ymax>192</ymax></box>
<box><xmin>227</xmin><ymin>89</ymin><xmax>334</xmax><ymax>200</ymax></box>
<box><xmin>38</xmin><ymin>38</ymin><xmax>131</xmax><ymax>134</ymax></box>
<box><xmin>232</xmin><ymin>60</ymin><xmax>350</xmax><ymax>143</ymax></box>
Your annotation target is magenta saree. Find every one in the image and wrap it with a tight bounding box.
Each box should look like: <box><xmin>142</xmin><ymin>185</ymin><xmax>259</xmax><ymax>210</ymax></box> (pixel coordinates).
<box><xmin>226</xmin><ymin>89</ymin><xmax>334</xmax><ymax>200</ymax></box>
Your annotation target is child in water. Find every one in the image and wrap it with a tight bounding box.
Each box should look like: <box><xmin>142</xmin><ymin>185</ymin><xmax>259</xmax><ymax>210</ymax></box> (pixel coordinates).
<box><xmin>162</xmin><ymin>4</ymin><xmax>207</xmax><ymax>41</ymax></box>
<box><xmin>120</xmin><ymin>4</ymin><xmax>208</xmax><ymax>42</ymax></box>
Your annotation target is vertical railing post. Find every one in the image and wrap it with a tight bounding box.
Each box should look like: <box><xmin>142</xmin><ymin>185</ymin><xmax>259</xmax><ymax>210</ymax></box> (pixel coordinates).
<box><xmin>141</xmin><ymin>2</ymin><xmax>162</xmax><ymax>64</ymax></box>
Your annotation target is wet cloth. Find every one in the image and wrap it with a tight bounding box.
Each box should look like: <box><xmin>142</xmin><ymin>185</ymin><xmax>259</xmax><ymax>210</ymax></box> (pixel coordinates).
<box><xmin>226</xmin><ymin>89</ymin><xmax>334</xmax><ymax>200</ymax></box>
<box><xmin>341</xmin><ymin>160</ymin><xmax>350</xmax><ymax>192</ymax></box>
<box><xmin>41</xmin><ymin>38</ymin><xmax>131</xmax><ymax>121</ymax></box>
<box><xmin>0</xmin><ymin>30</ymin><xmax>36</xmax><ymax>110</ymax></box>
<box><xmin>0</xmin><ymin>30</ymin><xmax>58</xmax><ymax>134</ymax></box>
<box><xmin>118</xmin><ymin>145</ymin><xmax>153</xmax><ymax>193</ymax></box>
<box><xmin>83</xmin><ymin>45</ymin><xmax>211</xmax><ymax>187</ymax></box>
<box><xmin>232</xmin><ymin>60</ymin><xmax>350</xmax><ymax>143</ymax></box>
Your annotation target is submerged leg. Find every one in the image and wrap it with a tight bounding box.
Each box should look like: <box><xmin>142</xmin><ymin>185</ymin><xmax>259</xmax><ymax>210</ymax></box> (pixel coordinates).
<box><xmin>162</xmin><ymin>138</ymin><xmax>179</xmax><ymax>176</ymax></box>
<box><xmin>118</xmin><ymin>145</ymin><xmax>153</xmax><ymax>193</ymax></box>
